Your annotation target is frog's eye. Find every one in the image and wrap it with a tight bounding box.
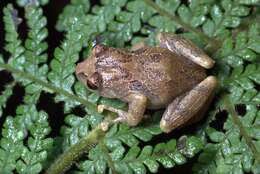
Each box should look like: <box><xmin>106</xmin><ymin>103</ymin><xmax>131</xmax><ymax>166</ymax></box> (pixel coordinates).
<box><xmin>86</xmin><ymin>72</ymin><xmax>99</xmax><ymax>90</ymax></box>
<box><xmin>87</xmin><ymin>79</ymin><xmax>98</xmax><ymax>90</ymax></box>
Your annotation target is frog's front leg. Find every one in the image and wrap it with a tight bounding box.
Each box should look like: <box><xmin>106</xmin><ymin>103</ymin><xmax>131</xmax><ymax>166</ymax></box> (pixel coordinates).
<box><xmin>160</xmin><ymin>76</ymin><xmax>217</xmax><ymax>133</ymax></box>
<box><xmin>98</xmin><ymin>93</ymin><xmax>147</xmax><ymax>126</ymax></box>
<box><xmin>157</xmin><ymin>32</ymin><xmax>215</xmax><ymax>69</ymax></box>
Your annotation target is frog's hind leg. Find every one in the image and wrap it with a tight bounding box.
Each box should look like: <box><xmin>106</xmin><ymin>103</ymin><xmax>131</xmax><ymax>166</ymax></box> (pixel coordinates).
<box><xmin>157</xmin><ymin>32</ymin><xmax>215</xmax><ymax>69</ymax></box>
<box><xmin>160</xmin><ymin>76</ymin><xmax>217</xmax><ymax>133</ymax></box>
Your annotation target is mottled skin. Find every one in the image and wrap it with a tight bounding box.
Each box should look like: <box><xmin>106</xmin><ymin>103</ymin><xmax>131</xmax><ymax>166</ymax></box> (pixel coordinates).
<box><xmin>76</xmin><ymin>33</ymin><xmax>217</xmax><ymax>133</ymax></box>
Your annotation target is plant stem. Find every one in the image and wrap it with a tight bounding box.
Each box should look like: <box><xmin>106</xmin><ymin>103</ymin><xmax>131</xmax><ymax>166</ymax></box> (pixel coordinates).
<box><xmin>224</xmin><ymin>96</ymin><xmax>260</xmax><ymax>165</ymax></box>
<box><xmin>45</xmin><ymin>123</ymin><xmax>107</xmax><ymax>174</ymax></box>
<box><xmin>100</xmin><ymin>140</ymin><xmax>117</xmax><ymax>174</ymax></box>
<box><xmin>0</xmin><ymin>63</ymin><xmax>95</xmax><ymax>108</ymax></box>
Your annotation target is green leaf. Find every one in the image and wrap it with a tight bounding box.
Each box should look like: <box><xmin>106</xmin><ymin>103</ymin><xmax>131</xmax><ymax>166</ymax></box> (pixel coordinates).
<box><xmin>0</xmin><ymin>0</ymin><xmax>259</xmax><ymax>173</ymax></box>
<box><xmin>77</xmin><ymin>136</ymin><xmax>203</xmax><ymax>174</ymax></box>
<box><xmin>0</xmin><ymin>83</ymin><xmax>15</xmax><ymax>117</ymax></box>
<box><xmin>202</xmin><ymin>0</ymin><xmax>254</xmax><ymax>38</ymax></box>
<box><xmin>0</xmin><ymin>102</ymin><xmax>53</xmax><ymax>174</ymax></box>
<box><xmin>215</xmin><ymin>23</ymin><xmax>259</xmax><ymax>68</ymax></box>
<box><xmin>23</xmin><ymin>4</ymin><xmax>48</xmax><ymax>94</ymax></box>
<box><xmin>4</xmin><ymin>4</ymin><xmax>25</xmax><ymax>70</ymax></box>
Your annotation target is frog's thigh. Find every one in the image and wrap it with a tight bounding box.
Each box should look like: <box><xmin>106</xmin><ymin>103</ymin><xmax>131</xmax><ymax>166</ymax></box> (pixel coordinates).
<box><xmin>157</xmin><ymin>32</ymin><xmax>215</xmax><ymax>69</ymax></box>
<box><xmin>160</xmin><ymin>76</ymin><xmax>217</xmax><ymax>133</ymax></box>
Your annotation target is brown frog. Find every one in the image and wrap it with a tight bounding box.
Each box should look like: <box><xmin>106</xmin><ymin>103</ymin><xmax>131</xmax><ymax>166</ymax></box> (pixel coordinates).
<box><xmin>76</xmin><ymin>33</ymin><xmax>217</xmax><ymax>133</ymax></box>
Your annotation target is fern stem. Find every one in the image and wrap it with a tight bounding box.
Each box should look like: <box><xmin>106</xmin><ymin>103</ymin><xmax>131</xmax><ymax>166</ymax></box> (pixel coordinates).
<box><xmin>224</xmin><ymin>96</ymin><xmax>260</xmax><ymax>165</ymax></box>
<box><xmin>143</xmin><ymin>0</ymin><xmax>217</xmax><ymax>47</ymax></box>
<box><xmin>100</xmin><ymin>140</ymin><xmax>117</xmax><ymax>174</ymax></box>
<box><xmin>0</xmin><ymin>63</ymin><xmax>95</xmax><ymax>108</ymax></box>
<box><xmin>45</xmin><ymin>125</ymin><xmax>106</xmax><ymax>174</ymax></box>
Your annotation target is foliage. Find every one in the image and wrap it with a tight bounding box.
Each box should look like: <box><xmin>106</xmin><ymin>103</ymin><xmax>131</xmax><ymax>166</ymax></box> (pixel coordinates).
<box><xmin>0</xmin><ymin>95</ymin><xmax>53</xmax><ymax>174</ymax></box>
<box><xmin>0</xmin><ymin>0</ymin><xmax>259</xmax><ymax>174</ymax></box>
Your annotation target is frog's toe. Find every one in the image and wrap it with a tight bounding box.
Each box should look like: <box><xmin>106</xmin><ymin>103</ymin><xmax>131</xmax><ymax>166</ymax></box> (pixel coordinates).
<box><xmin>160</xmin><ymin>119</ymin><xmax>172</xmax><ymax>133</ymax></box>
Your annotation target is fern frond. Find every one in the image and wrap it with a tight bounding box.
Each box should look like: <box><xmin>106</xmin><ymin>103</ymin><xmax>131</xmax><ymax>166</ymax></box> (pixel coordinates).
<box><xmin>194</xmin><ymin>103</ymin><xmax>260</xmax><ymax>173</ymax></box>
<box><xmin>23</xmin><ymin>4</ymin><xmax>49</xmax><ymax>94</ymax></box>
<box><xmin>202</xmin><ymin>0</ymin><xmax>256</xmax><ymax>38</ymax></box>
<box><xmin>0</xmin><ymin>82</ymin><xmax>15</xmax><ymax>117</ymax></box>
<box><xmin>60</xmin><ymin>113</ymin><xmax>104</xmax><ymax>150</ymax></box>
<box><xmin>16</xmin><ymin>0</ymin><xmax>49</xmax><ymax>7</ymax></box>
<box><xmin>3</xmin><ymin>4</ymin><xmax>25</xmax><ymax>70</ymax></box>
<box><xmin>1</xmin><ymin>0</ymin><xmax>259</xmax><ymax>173</ymax></box>
<box><xmin>77</xmin><ymin>136</ymin><xmax>203</xmax><ymax>174</ymax></box>
<box><xmin>56</xmin><ymin>0</ymin><xmax>90</xmax><ymax>31</ymax></box>
<box><xmin>48</xmin><ymin>21</ymin><xmax>90</xmax><ymax>112</ymax></box>
<box><xmin>226</xmin><ymin>64</ymin><xmax>260</xmax><ymax>105</ymax></box>
<box><xmin>0</xmin><ymin>102</ymin><xmax>53</xmax><ymax>174</ymax></box>
<box><xmin>214</xmin><ymin>23</ymin><xmax>260</xmax><ymax>68</ymax></box>
<box><xmin>194</xmin><ymin>27</ymin><xmax>260</xmax><ymax>173</ymax></box>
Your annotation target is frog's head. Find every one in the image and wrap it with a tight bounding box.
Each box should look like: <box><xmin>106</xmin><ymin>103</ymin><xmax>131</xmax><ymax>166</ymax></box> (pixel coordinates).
<box><xmin>75</xmin><ymin>44</ymin><xmax>108</xmax><ymax>91</ymax></box>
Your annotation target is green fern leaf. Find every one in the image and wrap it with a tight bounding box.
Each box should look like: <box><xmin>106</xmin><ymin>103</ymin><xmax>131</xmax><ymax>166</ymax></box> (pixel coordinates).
<box><xmin>56</xmin><ymin>0</ymin><xmax>90</xmax><ymax>31</ymax></box>
<box><xmin>4</xmin><ymin>4</ymin><xmax>25</xmax><ymax>70</ymax></box>
<box><xmin>48</xmin><ymin>23</ymin><xmax>89</xmax><ymax>112</ymax></box>
<box><xmin>0</xmin><ymin>83</ymin><xmax>15</xmax><ymax>117</ymax></box>
<box><xmin>194</xmin><ymin>104</ymin><xmax>260</xmax><ymax>173</ymax></box>
<box><xmin>76</xmin><ymin>136</ymin><xmax>203</xmax><ymax>174</ymax></box>
<box><xmin>16</xmin><ymin>0</ymin><xmax>49</xmax><ymax>7</ymax></box>
<box><xmin>23</xmin><ymin>4</ymin><xmax>49</xmax><ymax>94</ymax></box>
<box><xmin>214</xmin><ymin>23</ymin><xmax>260</xmax><ymax>68</ymax></box>
<box><xmin>0</xmin><ymin>0</ymin><xmax>259</xmax><ymax>174</ymax></box>
<box><xmin>202</xmin><ymin>0</ymin><xmax>255</xmax><ymax>38</ymax></box>
<box><xmin>0</xmin><ymin>101</ymin><xmax>53</xmax><ymax>174</ymax></box>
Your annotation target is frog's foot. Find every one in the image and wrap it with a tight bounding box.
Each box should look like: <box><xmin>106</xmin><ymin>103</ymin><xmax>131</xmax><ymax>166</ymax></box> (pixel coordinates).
<box><xmin>98</xmin><ymin>105</ymin><xmax>125</xmax><ymax>115</ymax></box>
<box><xmin>98</xmin><ymin>104</ymin><xmax>129</xmax><ymax>124</ymax></box>
<box><xmin>98</xmin><ymin>93</ymin><xmax>147</xmax><ymax>127</ymax></box>
<box><xmin>160</xmin><ymin>76</ymin><xmax>218</xmax><ymax>133</ymax></box>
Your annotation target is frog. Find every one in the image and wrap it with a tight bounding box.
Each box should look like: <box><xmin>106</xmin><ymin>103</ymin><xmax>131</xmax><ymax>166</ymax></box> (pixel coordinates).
<box><xmin>75</xmin><ymin>32</ymin><xmax>217</xmax><ymax>133</ymax></box>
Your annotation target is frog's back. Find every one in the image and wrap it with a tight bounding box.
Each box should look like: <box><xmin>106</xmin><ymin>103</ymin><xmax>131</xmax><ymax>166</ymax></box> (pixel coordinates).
<box><xmin>131</xmin><ymin>47</ymin><xmax>206</xmax><ymax>109</ymax></box>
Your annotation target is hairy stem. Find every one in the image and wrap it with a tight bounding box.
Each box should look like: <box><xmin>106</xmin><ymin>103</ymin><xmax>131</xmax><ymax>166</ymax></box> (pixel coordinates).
<box><xmin>0</xmin><ymin>63</ymin><xmax>95</xmax><ymax>108</ymax></box>
<box><xmin>224</xmin><ymin>96</ymin><xmax>260</xmax><ymax>165</ymax></box>
<box><xmin>45</xmin><ymin>122</ymin><xmax>108</xmax><ymax>174</ymax></box>
<box><xmin>143</xmin><ymin>0</ymin><xmax>220</xmax><ymax>52</ymax></box>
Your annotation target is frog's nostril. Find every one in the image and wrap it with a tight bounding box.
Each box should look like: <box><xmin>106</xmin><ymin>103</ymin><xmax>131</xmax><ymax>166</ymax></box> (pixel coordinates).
<box><xmin>75</xmin><ymin>62</ymin><xmax>86</xmax><ymax>75</ymax></box>
<box><xmin>76</xmin><ymin>72</ymin><xmax>87</xmax><ymax>84</ymax></box>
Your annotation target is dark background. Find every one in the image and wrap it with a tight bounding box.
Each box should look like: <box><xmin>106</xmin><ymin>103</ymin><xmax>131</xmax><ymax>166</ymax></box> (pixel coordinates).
<box><xmin>0</xmin><ymin>0</ymin><xmax>223</xmax><ymax>173</ymax></box>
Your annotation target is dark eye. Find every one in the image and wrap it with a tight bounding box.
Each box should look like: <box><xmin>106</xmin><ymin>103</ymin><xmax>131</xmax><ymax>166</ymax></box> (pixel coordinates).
<box><xmin>87</xmin><ymin>79</ymin><xmax>98</xmax><ymax>90</ymax></box>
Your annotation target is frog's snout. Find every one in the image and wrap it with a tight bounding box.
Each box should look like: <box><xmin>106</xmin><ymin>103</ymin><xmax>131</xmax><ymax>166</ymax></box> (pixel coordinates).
<box><xmin>75</xmin><ymin>62</ymin><xmax>88</xmax><ymax>85</ymax></box>
<box><xmin>76</xmin><ymin>62</ymin><xmax>85</xmax><ymax>76</ymax></box>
